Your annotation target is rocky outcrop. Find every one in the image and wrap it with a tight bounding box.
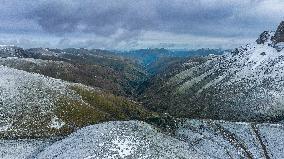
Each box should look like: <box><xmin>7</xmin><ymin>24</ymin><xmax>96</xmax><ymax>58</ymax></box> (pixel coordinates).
<box><xmin>272</xmin><ymin>21</ymin><xmax>284</xmax><ymax>51</ymax></box>
<box><xmin>256</xmin><ymin>22</ymin><xmax>284</xmax><ymax>45</ymax></box>
<box><xmin>256</xmin><ymin>22</ymin><xmax>284</xmax><ymax>51</ymax></box>
<box><xmin>272</xmin><ymin>21</ymin><xmax>284</xmax><ymax>43</ymax></box>
<box><xmin>256</xmin><ymin>31</ymin><xmax>274</xmax><ymax>44</ymax></box>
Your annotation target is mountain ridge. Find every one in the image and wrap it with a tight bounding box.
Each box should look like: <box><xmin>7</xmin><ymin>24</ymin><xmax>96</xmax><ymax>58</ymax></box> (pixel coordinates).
<box><xmin>141</xmin><ymin>21</ymin><xmax>284</xmax><ymax>122</ymax></box>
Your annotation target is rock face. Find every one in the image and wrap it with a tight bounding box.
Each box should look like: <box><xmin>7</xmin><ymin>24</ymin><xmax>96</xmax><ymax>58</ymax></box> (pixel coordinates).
<box><xmin>272</xmin><ymin>21</ymin><xmax>284</xmax><ymax>43</ymax></box>
<box><xmin>256</xmin><ymin>22</ymin><xmax>284</xmax><ymax>51</ymax></box>
<box><xmin>256</xmin><ymin>31</ymin><xmax>274</xmax><ymax>44</ymax></box>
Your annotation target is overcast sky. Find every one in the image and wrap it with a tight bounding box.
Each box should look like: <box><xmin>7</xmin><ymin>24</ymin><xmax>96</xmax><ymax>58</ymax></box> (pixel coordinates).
<box><xmin>0</xmin><ymin>0</ymin><xmax>284</xmax><ymax>49</ymax></box>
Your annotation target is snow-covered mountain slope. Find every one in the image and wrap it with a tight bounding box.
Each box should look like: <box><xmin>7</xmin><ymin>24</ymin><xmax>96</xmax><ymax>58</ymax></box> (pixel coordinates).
<box><xmin>1</xmin><ymin>120</ymin><xmax>283</xmax><ymax>159</ymax></box>
<box><xmin>0</xmin><ymin>66</ymin><xmax>152</xmax><ymax>139</ymax></box>
<box><xmin>0</xmin><ymin>57</ymin><xmax>131</xmax><ymax>96</ymax></box>
<box><xmin>35</xmin><ymin>121</ymin><xmax>204</xmax><ymax>159</ymax></box>
<box><xmin>142</xmin><ymin>22</ymin><xmax>284</xmax><ymax>121</ymax></box>
<box><xmin>0</xmin><ymin>139</ymin><xmax>54</xmax><ymax>159</ymax></box>
<box><xmin>177</xmin><ymin>119</ymin><xmax>284</xmax><ymax>159</ymax></box>
<box><xmin>0</xmin><ymin>47</ymin><xmax>148</xmax><ymax>96</ymax></box>
<box><xmin>0</xmin><ymin>65</ymin><xmax>73</xmax><ymax>138</ymax></box>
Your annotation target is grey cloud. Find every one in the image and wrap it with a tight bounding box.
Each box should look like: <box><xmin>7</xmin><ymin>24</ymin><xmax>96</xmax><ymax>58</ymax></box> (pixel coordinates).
<box><xmin>1</xmin><ymin>0</ymin><xmax>284</xmax><ymax>49</ymax></box>
<box><xmin>25</xmin><ymin>0</ymin><xmax>250</xmax><ymax>36</ymax></box>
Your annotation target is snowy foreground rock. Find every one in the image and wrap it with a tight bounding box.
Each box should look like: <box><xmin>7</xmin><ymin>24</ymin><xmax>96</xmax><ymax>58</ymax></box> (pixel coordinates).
<box><xmin>36</xmin><ymin>121</ymin><xmax>201</xmax><ymax>159</ymax></box>
<box><xmin>1</xmin><ymin>120</ymin><xmax>283</xmax><ymax>159</ymax></box>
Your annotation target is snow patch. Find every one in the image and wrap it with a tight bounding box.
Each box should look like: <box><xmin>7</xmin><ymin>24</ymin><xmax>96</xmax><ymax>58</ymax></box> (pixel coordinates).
<box><xmin>110</xmin><ymin>137</ymin><xmax>137</xmax><ymax>158</ymax></box>
<box><xmin>0</xmin><ymin>123</ymin><xmax>12</xmax><ymax>132</ymax></box>
<box><xmin>49</xmin><ymin>116</ymin><xmax>65</xmax><ymax>129</ymax></box>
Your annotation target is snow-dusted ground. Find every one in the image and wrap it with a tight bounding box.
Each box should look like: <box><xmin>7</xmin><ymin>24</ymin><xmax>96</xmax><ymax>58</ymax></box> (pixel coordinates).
<box><xmin>0</xmin><ymin>65</ymin><xmax>82</xmax><ymax>138</ymax></box>
<box><xmin>35</xmin><ymin>121</ymin><xmax>204</xmax><ymax>159</ymax></box>
<box><xmin>177</xmin><ymin>119</ymin><xmax>284</xmax><ymax>159</ymax></box>
<box><xmin>0</xmin><ymin>65</ymin><xmax>68</xmax><ymax>113</ymax></box>
<box><xmin>0</xmin><ymin>139</ymin><xmax>52</xmax><ymax>159</ymax></box>
<box><xmin>1</xmin><ymin>120</ymin><xmax>283</xmax><ymax>159</ymax></box>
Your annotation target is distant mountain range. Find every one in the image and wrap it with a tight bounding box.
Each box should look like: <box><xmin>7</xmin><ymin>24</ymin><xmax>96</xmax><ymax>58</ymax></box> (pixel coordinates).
<box><xmin>114</xmin><ymin>48</ymin><xmax>227</xmax><ymax>74</ymax></box>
